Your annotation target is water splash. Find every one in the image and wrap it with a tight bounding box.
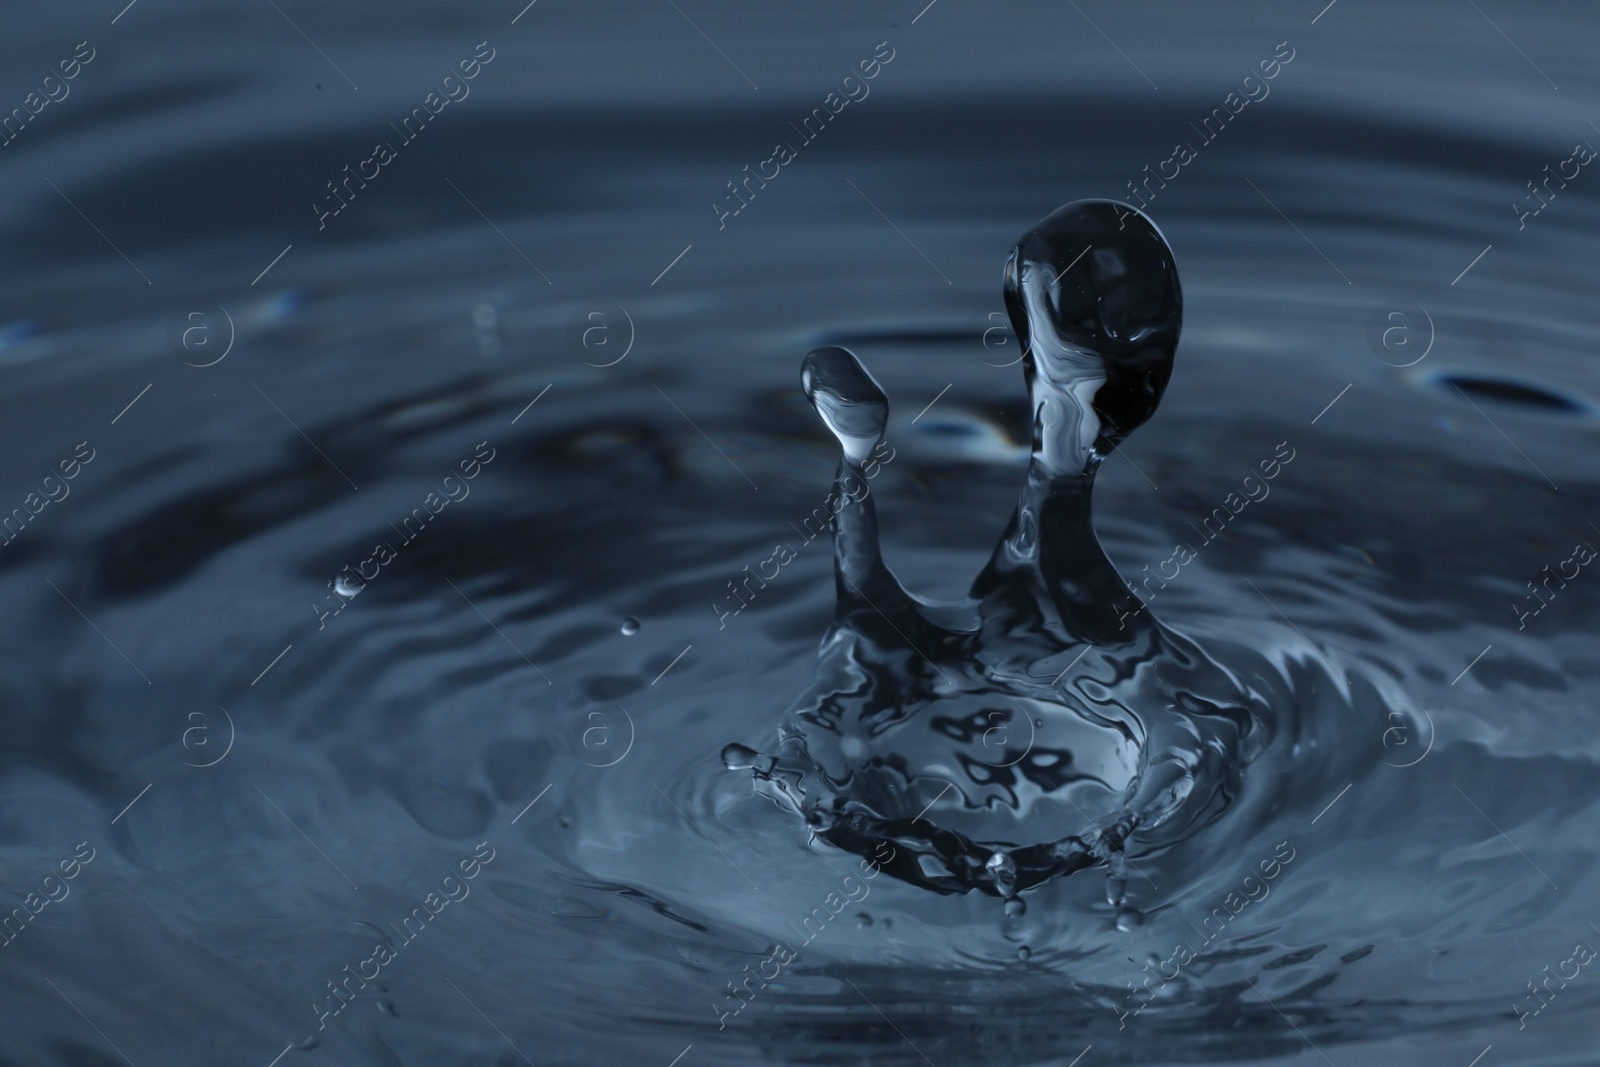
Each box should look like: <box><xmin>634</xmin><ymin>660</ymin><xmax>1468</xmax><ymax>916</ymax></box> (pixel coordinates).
<box><xmin>725</xmin><ymin>201</ymin><xmax>1267</xmax><ymax>898</ymax></box>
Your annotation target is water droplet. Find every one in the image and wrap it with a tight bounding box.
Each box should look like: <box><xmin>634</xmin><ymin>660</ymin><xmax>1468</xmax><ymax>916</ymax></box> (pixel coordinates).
<box><xmin>721</xmin><ymin>743</ymin><xmax>761</xmax><ymax>770</ymax></box>
<box><xmin>1005</xmin><ymin>200</ymin><xmax>1181</xmax><ymax>476</ymax></box>
<box><xmin>801</xmin><ymin>346</ymin><xmax>889</xmax><ymax>465</ymax></box>
<box><xmin>1115</xmin><ymin>907</ymin><xmax>1144</xmax><ymax>931</ymax></box>
<box><xmin>1004</xmin><ymin>898</ymin><xmax>1027</xmax><ymax>918</ymax></box>
<box><xmin>620</xmin><ymin>616</ymin><xmax>640</xmax><ymax>635</ymax></box>
<box><xmin>333</xmin><ymin>574</ymin><xmax>363</xmax><ymax>598</ymax></box>
<box><xmin>855</xmin><ymin>912</ymin><xmax>874</xmax><ymax>928</ymax></box>
<box><xmin>1017</xmin><ymin>945</ymin><xmax>1032</xmax><ymax>962</ymax></box>
<box><xmin>1106</xmin><ymin>876</ymin><xmax>1127</xmax><ymax>909</ymax></box>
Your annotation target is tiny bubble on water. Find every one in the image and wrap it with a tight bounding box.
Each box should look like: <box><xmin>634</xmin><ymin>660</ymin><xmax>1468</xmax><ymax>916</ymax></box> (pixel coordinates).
<box><xmin>1017</xmin><ymin>945</ymin><xmax>1032</xmax><ymax>961</ymax></box>
<box><xmin>1116</xmin><ymin>907</ymin><xmax>1145</xmax><ymax>931</ymax></box>
<box><xmin>1004</xmin><ymin>898</ymin><xmax>1027</xmax><ymax>918</ymax></box>
<box><xmin>621</xmin><ymin>617</ymin><xmax>640</xmax><ymax>635</ymax></box>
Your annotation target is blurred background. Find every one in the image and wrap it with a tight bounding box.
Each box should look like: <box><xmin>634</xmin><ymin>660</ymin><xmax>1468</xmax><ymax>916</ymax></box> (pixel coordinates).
<box><xmin>1</xmin><ymin>2</ymin><xmax>1598</xmax><ymax>1065</ymax></box>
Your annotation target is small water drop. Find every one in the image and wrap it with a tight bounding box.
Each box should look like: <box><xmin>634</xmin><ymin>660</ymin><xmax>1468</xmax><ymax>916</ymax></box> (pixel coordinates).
<box><xmin>855</xmin><ymin>912</ymin><xmax>874</xmax><ymax>928</ymax></box>
<box><xmin>620</xmin><ymin>616</ymin><xmax>640</xmax><ymax>635</ymax></box>
<box><xmin>333</xmin><ymin>574</ymin><xmax>363</xmax><ymax>598</ymax></box>
<box><xmin>1004</xmin><ymin>898</ymin><xmax>1027</xmax><ymax>918</ymax></box>
<box><xmin>1115</xmin><ymin>907</ymin><xmax>1144</xmax><ymax>931</ymax></box>
<box><xmin>1017</xmin><ymin>945</ymin><xmax>1032</xmax><ymax>962</ymax></box>
<box><xmin>1105</xmin><ymin>876</ymin><xmax>1127</xmax><ymax>909</ymax></box>
<box><xmin>722</xmin><ymin>743</ymin><xmax>761</xmax><ymax>770</ymax></box>
<box><xmin>801</xmin><ymin>346</ymin><xmax>889</xmax><ymax>465</ymax></box>
<box><xmin>295</xmin><ymin>1034</ymin><xmax>320</xmax><ymax>1050</ymax></box>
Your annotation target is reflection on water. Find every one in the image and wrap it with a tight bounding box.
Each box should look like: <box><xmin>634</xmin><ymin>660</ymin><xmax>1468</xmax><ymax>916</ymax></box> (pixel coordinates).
<box><xmin>2</xmin><ymin>2</ymin><xmax>1599</xmax><ymax>1065</ymax></box>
